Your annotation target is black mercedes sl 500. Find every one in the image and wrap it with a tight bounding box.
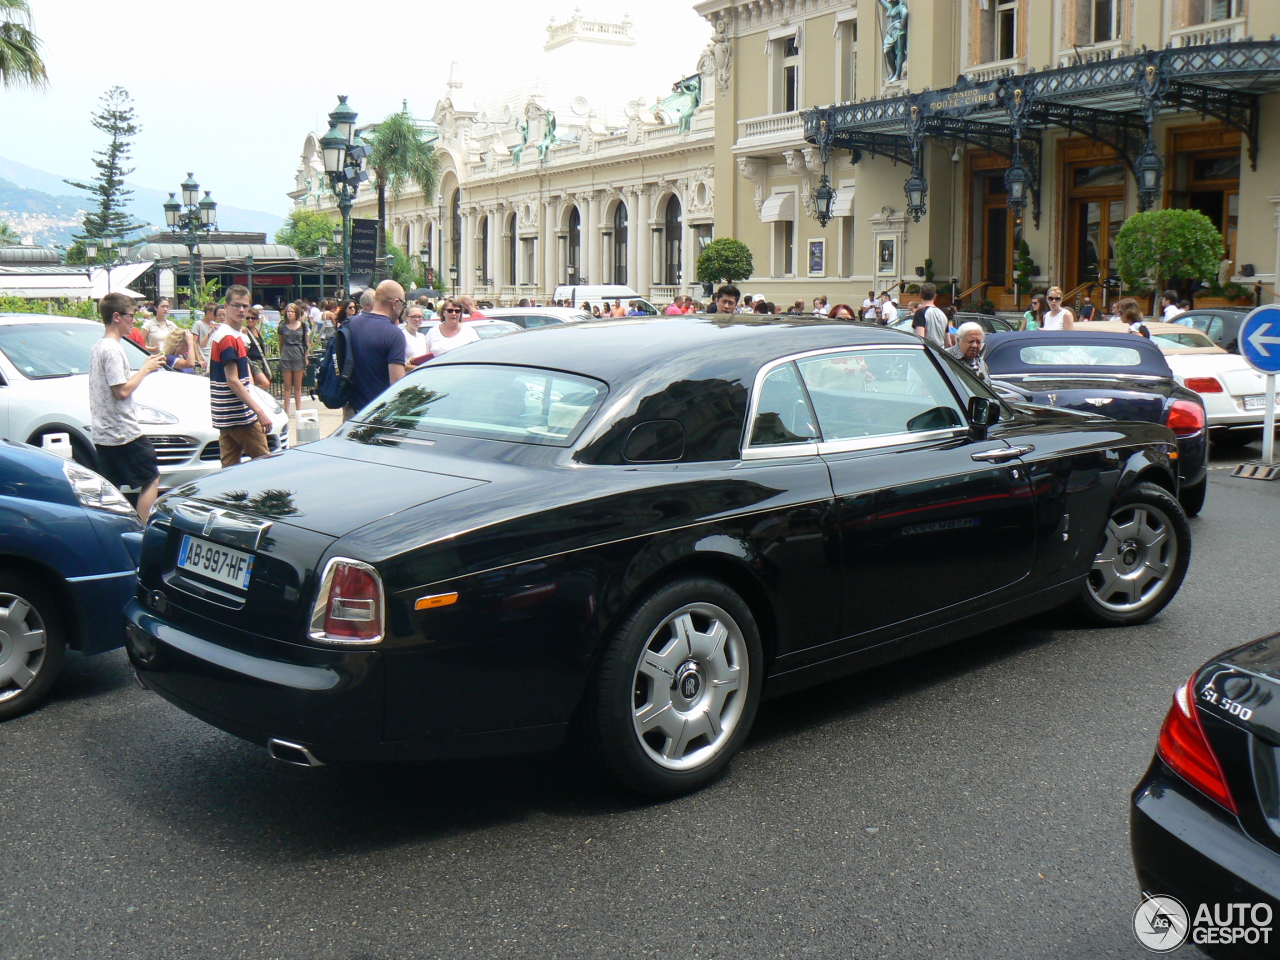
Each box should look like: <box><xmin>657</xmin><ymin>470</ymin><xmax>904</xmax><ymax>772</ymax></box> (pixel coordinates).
<box><xmin>126</xmin><ymin>317</ymin><xmax>1191</xmax><ymax>796</ymax></box>
<box><xmin>1131</xmin><ymin>636</ymin><xmax>1280</xmax><ymax>959</ymax></box>
<box><xmin>985</xmin><ymin>330</ymin><xmax>1209</xmax><ymax>516</ymax></box>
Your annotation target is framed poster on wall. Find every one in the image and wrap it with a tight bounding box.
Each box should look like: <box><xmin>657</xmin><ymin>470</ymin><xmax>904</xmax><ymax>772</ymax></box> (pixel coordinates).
<box><xmin>877</xmin><ymin>237</ymin><xmax>896</xmax><ymax>275</ymax></box>
<box><xmin>807</xmin><ymin>239</ymin><xmax>825</xmax><ymax>277</ymax></box>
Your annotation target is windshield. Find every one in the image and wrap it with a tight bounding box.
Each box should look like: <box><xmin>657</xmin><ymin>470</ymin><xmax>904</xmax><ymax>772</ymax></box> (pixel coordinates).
<box><xmin>1017</xmin><ymin>344</ymin><xmax>1143</xmax><ymax>367</ymax></box>
<box><xmin>0</xmin><ymin>322</ymin><xmax>149</xmax><ymax>379</ymax></box>
<box><xmin>356</xmin><ymin>363</ymin><xmax>607</xmax><ymax>445</ymax></box>
<box><xmin>1151</xmin><ymin>331</ymin><xmax>1217</xmax><ymax>350</ymax></box>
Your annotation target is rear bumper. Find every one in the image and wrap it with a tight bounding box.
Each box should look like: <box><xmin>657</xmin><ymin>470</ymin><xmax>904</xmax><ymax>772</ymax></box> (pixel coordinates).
<box><xmin>123</xmin><ymin>599</ymin><xmax>566</xmax><ymax>761</ymax></box>
<box><xmin>1131</xmin><ymin>758</ymin><xmax>1280</xmax><ymax>960</ymax></box>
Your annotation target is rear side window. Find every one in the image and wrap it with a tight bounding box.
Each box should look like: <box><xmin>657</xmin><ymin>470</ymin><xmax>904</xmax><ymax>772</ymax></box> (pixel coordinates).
<box><xmin>523</xmin><ymin>315</ymin><xmax>560</xmax><ymax>328</ymax></box>
<box><xmin>749</xmin><ymin>362</ymin><xmax>818</xmax><ymax>446</ymax></box>
<box><xmin>797</xmin><ymin>349</ymin><xmax>964</xmax><ymax>441</ymax></box>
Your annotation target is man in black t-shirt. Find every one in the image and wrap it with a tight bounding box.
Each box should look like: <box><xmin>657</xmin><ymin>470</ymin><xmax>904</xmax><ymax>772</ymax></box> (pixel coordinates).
<box><xmin>343</xmin><ymin>280</ymin><xmax>408</xmax><ymax>419</ymax></box>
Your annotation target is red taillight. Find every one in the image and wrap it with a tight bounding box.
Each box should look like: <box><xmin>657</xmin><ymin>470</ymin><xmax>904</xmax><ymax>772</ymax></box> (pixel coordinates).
<box><xmin>1165</xmin><ymin>399</ymin><xmax>1205</xmax><ymax>436</ymax></box>
<box><xmin>309</xmin><ymin>558</ymin><xmax>384</xmax><ymax>644</ymax></box>
<box><xmin>1156</xmin><ymin>673</ymin><xmax>1237</xmax><ymax>814</ymax></box>
<box><xmin>1184</xmin><ymin>377</ymin><xmax>1223</xmax><ymax>394</ymax></box>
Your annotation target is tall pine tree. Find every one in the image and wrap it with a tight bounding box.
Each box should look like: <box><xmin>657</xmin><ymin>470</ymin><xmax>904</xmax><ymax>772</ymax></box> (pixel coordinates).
<box><xmin>65</xmin><ymin>86</ymin><xmax>145</xmax><ymax>251</ymax></box>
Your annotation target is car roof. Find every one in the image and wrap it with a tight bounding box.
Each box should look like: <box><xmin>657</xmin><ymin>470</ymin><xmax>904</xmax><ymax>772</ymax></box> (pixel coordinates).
<box><xmin>429</xmin><ymin>314</ymin><xmax>921</xmax><ymax>385</ymax></box>
<box><xmin>0</xmin><ymin>313</ymin><xmax>98</xmax><ymax>326</ymax></box>
<box><xmin>985</xmin><ymin>329</ymin><xmax>1172</xmax><ymax>376</ymax></box>
<box><xmin>484</xmin><ymin>307</ymin><xmax>593</xmax><ymax>321</ymax></box>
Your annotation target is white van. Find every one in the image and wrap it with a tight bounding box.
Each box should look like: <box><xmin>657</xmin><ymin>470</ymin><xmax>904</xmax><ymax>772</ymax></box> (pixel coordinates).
<box><xmin>552</xmin><ymin>285</ymin><xmax>659</xmax><ymax>315</ymax></box>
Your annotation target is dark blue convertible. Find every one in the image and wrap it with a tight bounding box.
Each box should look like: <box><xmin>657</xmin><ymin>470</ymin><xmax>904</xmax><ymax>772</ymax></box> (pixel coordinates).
<box><xmin>985</xmin><ymin>331</ymin><xmax>1209</xmax><ymax>516</ymax></box>
<box><xmin>0</xmin><ymin>439</ymin><xmax>142</xmax><ymax>719</ymax></box>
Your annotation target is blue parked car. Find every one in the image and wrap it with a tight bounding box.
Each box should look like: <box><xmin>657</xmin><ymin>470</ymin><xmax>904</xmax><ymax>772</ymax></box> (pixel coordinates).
<box><xmin>0</xmin><ymin>438</ymin><xmax>142</xmax><ymax>719</ymax></box>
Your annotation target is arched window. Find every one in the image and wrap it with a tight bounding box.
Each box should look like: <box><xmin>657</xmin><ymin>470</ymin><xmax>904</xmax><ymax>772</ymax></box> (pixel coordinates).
<box><xmin>567</xmin><ymin>207</ymin><xmax>581</xmax><ymax>284</ymax></box>
<box><xmin>612</xmin><ymin>202</ymin><xmax>628</xmax><ymax>285</ymax></box>
<box><xmin>663</xmin><ymin>196</ymin><xmax>682</xmax><ymax>286</ymax></box>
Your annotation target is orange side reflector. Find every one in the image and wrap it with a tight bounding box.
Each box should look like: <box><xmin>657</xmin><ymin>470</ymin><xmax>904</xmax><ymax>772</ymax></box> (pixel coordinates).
<box><xmin>415</xmin><ymin>592</ymin><xmax>458</xmax><ymax>611</ymax></box>
<box><xmin>1169</xmin><ymin>450</ymin><xmax>1179</xmax><ymax>460</ymax></box>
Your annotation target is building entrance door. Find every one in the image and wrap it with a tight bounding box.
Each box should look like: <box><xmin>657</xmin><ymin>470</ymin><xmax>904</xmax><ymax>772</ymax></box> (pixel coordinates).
<box><xmin>1065</xmin><ymin>159</ymin><xmax>1126</xmax><ymax>294</ymax></box>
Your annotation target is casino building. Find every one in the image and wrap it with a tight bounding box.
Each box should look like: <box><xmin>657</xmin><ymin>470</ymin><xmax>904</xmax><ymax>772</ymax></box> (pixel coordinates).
<box><xmin>696</xmin><ymin>0</ymin><xmax>1280</xmax><ymax>310</ymax></box>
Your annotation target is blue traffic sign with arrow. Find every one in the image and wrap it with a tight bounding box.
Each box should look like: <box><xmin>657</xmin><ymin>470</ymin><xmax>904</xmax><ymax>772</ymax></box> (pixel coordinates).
<box><xmin>1240</xmin><ymin>305</ymin><xmax>1280</xmax><ymax>374</ymax></box>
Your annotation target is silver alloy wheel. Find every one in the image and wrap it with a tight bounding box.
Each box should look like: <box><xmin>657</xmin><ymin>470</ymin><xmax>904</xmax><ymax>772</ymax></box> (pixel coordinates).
<box><xmin>0</xmin><ymin>592</ymin><xmax>48</xmax><ymax>703</ymax></box>
<box><xmin>631</xmin><ymin>601</ymin><xmax>749</xmax><ymax>771</ymax></box>
<box><xmin>1087</xmin><ymin>503</ymin><xmax>1179</xmax><ymax>614</ymax></box>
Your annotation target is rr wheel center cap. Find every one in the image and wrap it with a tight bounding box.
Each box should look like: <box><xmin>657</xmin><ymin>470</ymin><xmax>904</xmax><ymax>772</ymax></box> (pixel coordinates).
<box><xmin>1121</xmin><ymin>541</ymin><xmax>1141</xmax><ymax>569</ymax></box>
<box><xmin>673</xmin><ymin>660</ymin><xmax>703</xmax><ymax>702</ymax></box>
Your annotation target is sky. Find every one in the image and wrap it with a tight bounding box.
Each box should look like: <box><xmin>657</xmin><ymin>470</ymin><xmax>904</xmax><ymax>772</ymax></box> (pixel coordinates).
<box><xmin>8</xmin><ymin>0</ymin><xmax>711</xmax><ymax>218</ymax></box>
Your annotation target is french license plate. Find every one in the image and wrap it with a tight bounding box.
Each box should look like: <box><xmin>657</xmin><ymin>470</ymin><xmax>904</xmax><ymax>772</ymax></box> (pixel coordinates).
<box><xmin>177</xmin><ymin>534</ymin><xmax>254</xmax><ymax>591</ymax></box>
<box><xmin>1243</xmin><ymin>394</ymin><xmax>1280</xmax><ymax>411</ymax></box>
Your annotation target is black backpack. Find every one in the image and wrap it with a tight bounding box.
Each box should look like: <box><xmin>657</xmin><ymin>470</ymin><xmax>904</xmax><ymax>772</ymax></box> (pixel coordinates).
<box><xmin>315</xmin><ymin>327</ymin><xmax>354</xmax><ymax>410</ymax></box>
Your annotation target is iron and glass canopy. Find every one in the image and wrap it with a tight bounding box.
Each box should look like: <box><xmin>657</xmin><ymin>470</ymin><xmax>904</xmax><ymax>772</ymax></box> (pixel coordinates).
<box><xmin>802</xmin><ymin>38</ymin><xmax>1280</xmax><ymax>226</ymax></box>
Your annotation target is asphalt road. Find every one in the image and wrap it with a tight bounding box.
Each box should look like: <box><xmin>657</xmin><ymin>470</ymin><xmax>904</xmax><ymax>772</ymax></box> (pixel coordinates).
<box><xmin>3</xmin><ymin>445</ymin><xmax>1278</xmax><ymax>960</ymax></box>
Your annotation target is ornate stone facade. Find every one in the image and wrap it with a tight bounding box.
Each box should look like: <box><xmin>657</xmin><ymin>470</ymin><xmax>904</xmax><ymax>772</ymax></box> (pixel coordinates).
<box><xmin>290</xmin><ymin>12</ymin><xmax>716</xmax><ymax>304</ymax></box>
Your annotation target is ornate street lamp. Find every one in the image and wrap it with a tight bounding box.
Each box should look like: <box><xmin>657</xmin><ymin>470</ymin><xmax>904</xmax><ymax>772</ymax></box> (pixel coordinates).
<box><xmin>320</xmin><ymin>96</ymin><xmax>369</xmax><ymax>295</ymax></box>
<box><xmin>812</xmin><ymin>174</ymin><xmax>836</xmax><ymax>228</ymax></box>
<box><xmin>163</xmin><ymin>173</ymin><xmax>217</xmax><ymax>306</ymax></box>
<box><xmin>84</xmin><ymin>240</ymin><xmax>98</xmax><ymax>286</ymax></box>
<box><xmin>1135</xmin><ymin>140</ymin><xmax>1164</xmax><ymax>211</ymax></box>
<box><xmin>245</xmin><ymin>253</ymin><xmax>255</xmax><ymax>295</ymax></box>
<box><xmin>904</xmin><ymin>169</ymin><xmax>927</xmax><ymax>223</ymax></box>
<box><xmin>385</xmin><ymin>252</ymin><xmax>396</xmax><ymax>284</ymax></box>
<box><xmin>1004</xmin><ymin>158</ymin><xmax>1032</xmax><ymax>221</ymax></box>
<box><xmin>449</xmin><ymin>263</ymin><xmax>458</xmax><ymax>297</ymax></box>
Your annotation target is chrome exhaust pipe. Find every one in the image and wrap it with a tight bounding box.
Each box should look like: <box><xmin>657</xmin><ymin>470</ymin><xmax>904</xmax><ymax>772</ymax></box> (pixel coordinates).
<box><xmin>267</xmin><ymin>738</ymin><xmax>325</xmax><ymax>767</ymax></box>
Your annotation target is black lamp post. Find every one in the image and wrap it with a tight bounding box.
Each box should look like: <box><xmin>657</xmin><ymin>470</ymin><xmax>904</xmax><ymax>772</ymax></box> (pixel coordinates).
<box><xmin>812</xmin><ymin>175</ymin><xmax>836</xmax><ymax>228</ymax></box>
<box><xmin>245</xmin><ymin>253</ymin><xmax>255</xmax><ymax>298</ymax></box>
<box><xmin>1135</xmin><ymin>140</ymin><xmax>1164</xmax><ymax>211</ymax></box>
<box><xmin>904</xmin><ymin>169</ymin><xmax>927</xmax><ymax>223</ymax></box>
<box><xmin>1004</xmin><ymin>158</ymin><xmax>1032</xmax><ymax>222</ymax></box>
<box><xmin>449</xmin><ymin>263</ymin><xmax>458</xmax><ymax>297</ymax></box>
<box><xmin>84</xmin><ymin>240</ymin><xmax>97</xmax><ymax>287</ymax></box>
<box><xmin>317</xmin><ymin>239</ymin><xmax>329</xmax><ymax>301</ymax></box>
<box><xmin>320</xmin><ymin>95</ymin><xmax>369</xmax><ymax>295</ymax></box>
<box><xmin>163</xmin><ymin>173</ymin><xmax>216</xmax><ymax>306</ymax></box>
<box><xmin>385</xmin><ymin>252</ymin><xmax>395</xmax><ymax>286</ymax></box>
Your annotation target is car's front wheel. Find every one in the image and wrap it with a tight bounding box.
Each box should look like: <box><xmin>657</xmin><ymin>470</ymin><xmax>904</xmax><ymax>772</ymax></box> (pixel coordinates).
<box><xmin>1075</xmin><ymin>482</ymin><xmax>1191</xmax><ymax>626</ymax></box>
<box><xmin>0</xmin><ymin>574</ymin><xmax>66</xmax><ymax>721</ymax></box>
<box><xmin>586</xmin><ymin>578</ymin><xmax>762</xmax><ymax>797</ymax></box>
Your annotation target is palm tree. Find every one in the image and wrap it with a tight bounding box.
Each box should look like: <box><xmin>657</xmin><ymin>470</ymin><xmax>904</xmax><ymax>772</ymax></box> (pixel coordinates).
<box><xmin>0</xmin><ymin>222</ymin><xmax>19</xmax><ymax>245</ymax></box>
<box><xmin>367</xmin><ymin>108</ymin><xmax>440</xmax><ymax>273</ymax></box>
<box><xmin>0</xmin><ymin>0</ymin><xmax>47</xmax><ymax>90</ymax></box>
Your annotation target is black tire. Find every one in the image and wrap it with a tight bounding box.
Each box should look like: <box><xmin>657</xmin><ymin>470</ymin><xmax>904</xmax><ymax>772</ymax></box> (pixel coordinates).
<box><xmin>1074</xmin><ymin>482</ymin><xmax>1191</xmax><ymax>627</ymax></box>
<box><xmin>0</xmin><ymin>573</ymin><xmax>67</xmax><ymax>721</ymax></box>
<box><xmin>584</xmin><ymin>577</ymin><xmax>763</xmax><ymax>797</ymax></box>
<box><xmin>1179</xmin><ymin>475</ymin><xmax>1207</xmax><ymax>517</ymax></box>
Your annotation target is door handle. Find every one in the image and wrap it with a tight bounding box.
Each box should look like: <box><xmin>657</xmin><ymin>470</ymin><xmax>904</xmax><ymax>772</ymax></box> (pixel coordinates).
<box><xmin>971</xmin><ymin>444</ymin><xmax>1034</xmax><ymax>463</ymax></box>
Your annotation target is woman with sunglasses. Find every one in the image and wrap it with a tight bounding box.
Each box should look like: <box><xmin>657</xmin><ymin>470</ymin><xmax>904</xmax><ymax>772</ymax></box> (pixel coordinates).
<box><xmin>1041</xmin><ymin>286</ymin><xmax>1075</xmax><ymax>330</ymax></box>
<box><xmin>426</xmin><ymin>298</ymin><xmax>481</xmax><ymax>356</ymax></box>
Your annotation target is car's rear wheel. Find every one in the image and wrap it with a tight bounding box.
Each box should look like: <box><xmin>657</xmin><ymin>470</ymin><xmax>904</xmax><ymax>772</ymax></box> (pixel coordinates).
<box><xmin>0</xmin><ymin>574</ymin><xmax>66</xmax><ymax>721</ymax></box>
<box><xmin>1075</xmin><ymin>482</ymin><xmax>1190</xmax><ymax>626</ymax></box>
<box><xmin>586</xmin><ymin>578</ymin><xmax>762</xmax><ymax>797</ymax></box>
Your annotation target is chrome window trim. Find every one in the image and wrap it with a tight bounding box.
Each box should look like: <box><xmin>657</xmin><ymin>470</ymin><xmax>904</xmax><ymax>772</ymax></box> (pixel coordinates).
<box><xmin>308</xmin><ymin>556</ymin><xmax>386</xmax><ymax>646</ymax></box>
<box><xmin>742</xmin><ymin>342</ymin><xmax>970</xmax><ymax>459</ymax></box>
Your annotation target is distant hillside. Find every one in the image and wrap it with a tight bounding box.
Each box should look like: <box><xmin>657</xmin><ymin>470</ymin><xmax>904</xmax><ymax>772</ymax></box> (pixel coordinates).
<box><xmin>0</xmin><ymin>177</ymin><xmax>85</xmax><ymax>216</ymax></box>
<box><xmin>0</xmin><ymin>155</ymin><xmax>284</xmax><ymax>238</ymax></box>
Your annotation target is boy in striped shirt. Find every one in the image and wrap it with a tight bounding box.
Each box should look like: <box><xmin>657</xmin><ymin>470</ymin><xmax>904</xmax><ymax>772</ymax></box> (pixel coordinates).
<box><xmin>208</xmin><ymin>285</ymin><xmax>272</xmax><ymax>468</ymax></box>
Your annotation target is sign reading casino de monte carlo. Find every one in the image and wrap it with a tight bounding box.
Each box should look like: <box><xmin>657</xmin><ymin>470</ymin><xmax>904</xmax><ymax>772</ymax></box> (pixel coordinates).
<box><xmin>919</xmin><ymin>81</ymin><xmax>1001</xmax><ymax>118</ymax></box>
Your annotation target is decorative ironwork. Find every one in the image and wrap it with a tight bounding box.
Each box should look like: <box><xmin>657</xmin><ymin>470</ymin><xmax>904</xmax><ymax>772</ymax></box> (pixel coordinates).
<box><xmin>803</xmin><ymin>38</ymin><xmax>1280</xmax><ymax>222</ymax></box>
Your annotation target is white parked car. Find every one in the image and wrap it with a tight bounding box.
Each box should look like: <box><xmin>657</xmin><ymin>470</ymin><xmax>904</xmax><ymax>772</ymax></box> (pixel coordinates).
<box><xmin>482</xmin><ymin>307</ymin><xmax>593</xmax><ymax>327</ymax></box>
<box><xmin>1085</xmin><ymin>320</ymin><xmax>1277</xmax><ymax>447</ymax></box>
<box><xmin>0</xmin><ymin>314</ymin><xmax>289</xmax><ymax>489</ymax></box>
